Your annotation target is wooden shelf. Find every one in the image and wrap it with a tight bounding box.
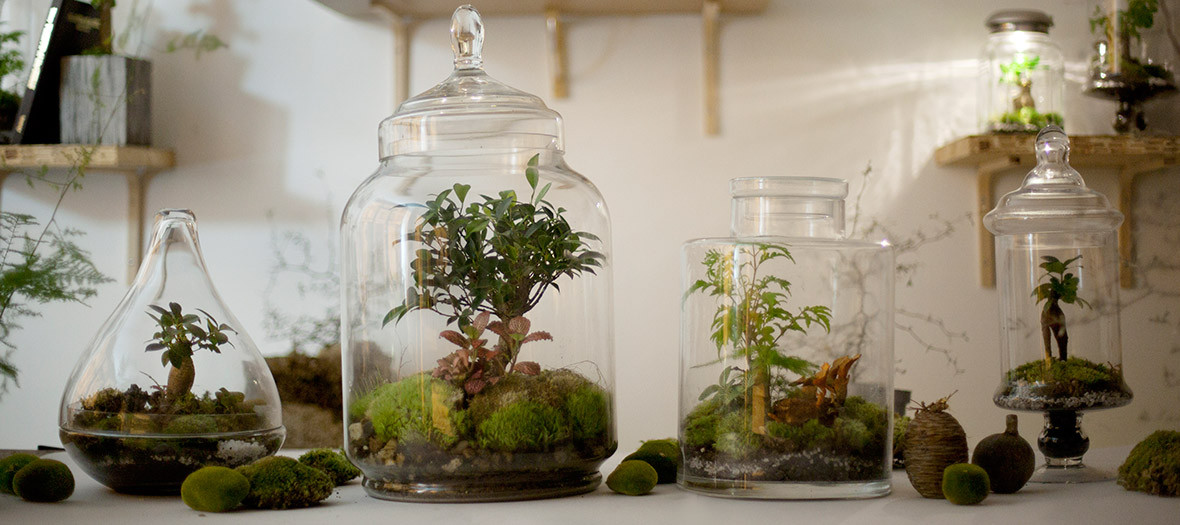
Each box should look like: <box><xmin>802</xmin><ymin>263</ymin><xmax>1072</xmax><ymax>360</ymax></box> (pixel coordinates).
<box><xmin>934</xmin><ymin>134</ymin><xmax>1180</xmax><ymax>289</ymax></box>
<box><xmin>0</xmin><ymin>145</ymin><xmax>176</xmax><ymax>282</ymax></box>
<box><xmin>315</xmin><ymin>0</ymin><xmax>768</xmax><ymax>135</ymax></box>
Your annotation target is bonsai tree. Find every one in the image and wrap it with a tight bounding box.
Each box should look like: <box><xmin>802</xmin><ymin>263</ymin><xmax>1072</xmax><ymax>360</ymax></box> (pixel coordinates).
<box><xmin>1032</xmin><ymin>255</ymin><xmax>1090</xmax><ymax>365</ymax></box>
<box><xmin>1000</xmin><ymin>54</ymin><xmax>1040</xmax><ymax>112</ymax></box>
<box><xmin>144</xmin><ymin>302</ymin><xmax>236</xmax><ymax>401</ymax></box>
<box><xmin>687</xmin><ymin>243</ymin><xmax>831</xmax><ymax>435</ymax></box>
<box><xmin>384</xmin><ymin>155</ymin><xmax>603</xmax><ymax>393</ymax></box>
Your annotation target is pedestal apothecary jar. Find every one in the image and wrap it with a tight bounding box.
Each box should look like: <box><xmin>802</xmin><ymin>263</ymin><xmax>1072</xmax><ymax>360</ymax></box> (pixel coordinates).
<box><xmin>59</xmin><ymin>209</ymin><xmax>284</xmax><ymax>494</ymax></box>
<box><xmin>979</xmin><ymin>10</ymin><xmax>1066</xmax><ymax>133</ymax></box>
<box><xmin>679</xmin><ymin>177</ymin><xmax>894</xmax><ymax>499</ymax></box>
<box><xmin>984</xmin><ymin>126</ymin><xmax>1131</xmax><ymax>483</ymax></box>
<box><xmin>340</xmin><ymin>6</ymin><xmax>615</xmax><ymax>502</ymax></box>
<box><xmin>1083</xmin><ymin>0</ymin><xmax>1177</xmax><ymax>133</ymax></box>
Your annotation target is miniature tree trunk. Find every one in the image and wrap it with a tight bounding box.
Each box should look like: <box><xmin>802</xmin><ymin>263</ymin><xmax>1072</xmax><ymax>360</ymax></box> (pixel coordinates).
<box><xmin>167</xmin><ymin>355</ymin><xmax>195</xmax><ymax>399</ymax></box>
<box><xmin>1041</xmin><ymin>301</ymin><xmax>1069</xmax><ymax>363</ymax></box>
<box><xmin>750</xmin><ymin>368</ymin><xmax>769</xmax><ymax>435</ymax></box>
<box><xmin>99</xmin><ymin>4</ymin><xmax>113</xmax><ymax>54</ymax></box>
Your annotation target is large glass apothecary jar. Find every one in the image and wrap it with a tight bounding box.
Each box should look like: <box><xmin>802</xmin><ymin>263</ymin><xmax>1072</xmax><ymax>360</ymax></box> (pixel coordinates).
<box><xmin>59</xmin><ymin>210</ymin><xmax>284</xmax><ymax>494</ymax></box>
<box><xmin>679</xmin><ymin>177</ymin><xmax>894</xmax><ymax>499</ymax></box>
<box><xmin>984</xmin><ymin>126</ymin><xmax>1132</xmax><ymax>483</ymax></box>
<box><xmin>340</xmin><ymin>6</ymin><xmax>615</xmax><ymax>502</ymax></box>
<box><xmin>979</xmin><ymin>10</ymin><xmax>1066</xmax><ymax>133</ymax></box>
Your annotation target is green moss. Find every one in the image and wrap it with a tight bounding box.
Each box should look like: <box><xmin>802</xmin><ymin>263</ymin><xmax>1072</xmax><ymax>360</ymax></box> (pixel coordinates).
<box><xmin>299</xmin><ymin>449</ymin><xmax>361</xmax><ymax>486</ymax></box>
<box><xmin>991</xmin><ymin>107</ymin><xmax>1064</xmax><ymax>131</ymax></box>
<box><xmin>942</xmin><ymin>463</ymin><xmax>990</xmax><ymax>505</ymax></box>
<box><xmin>1008</xmin><ymin>358</ymin><xmax>1121</xmax><ymax>387</ymax></box>
<box><xmin>0</xmin><ymin>453</ymin><xmax>38</xmax><ymax>494</ymax></box>
<box><xmin>565</xmin><ymin>383</ymin><xmax>609</xmax><ymax>443</ymax></box>
<box><xmin>767</xmin><ymin>418</ymin><xmax>835</xmax><ymax>451</ymax></box>
<box><xmin>637</xmin><ymin>438</ymin><xmax>681</xmax><ymax>464</ymax></box>
<box><xmin>181</xmin><ymin>466</ymin><xmax>250</xmax><ymax>512</ymax></box>
<box><xmin>714</xmin><ymin>411</ymin><xmax>759</xmax><ymax>458</ymax></box>
<box><xmin>236</xmin><ymin>456</ymin><xmax>334</xmax><ymax>509</ymax></box>
<box><xmin>683</xmin><ymin>399</ymin><xmax>721</xmax><ymax>449</ymax></box>
<box><xmin>11</xmin><ymin>459</ymin><xmax>74</xmax><ymax>503</ymax></box>
<box><xmin>1118</xmin><ymin>430</ymin><xmax>1180</xmax><ymax>497</ymax></box>
<box><xmin>476</xmin><ymin>401</ymin><xmax>569</xmax><ymax>452</ymax></box>
<box><xmin>835</xmin><ymin>418</ymin><xmax>872</xmax><ymax>451</ymax></box>
<box><xmin>606</xmin><ymin>460</ymin><xmax>657</xmax><ymax>496</ymax></box>
<box><xmin>624</xmin><ymin>445</ymin><xmax>678</xmax><ymax>485</ymax></box>
<box><xmin>163</xmin><ymin>415</ymin><xmax>220</xmax><ymax>434</ymax></box>
<box><xmin>363</xmin><ymin>374</ymin><xmax>468</xmax><ymax>447</ymax></box>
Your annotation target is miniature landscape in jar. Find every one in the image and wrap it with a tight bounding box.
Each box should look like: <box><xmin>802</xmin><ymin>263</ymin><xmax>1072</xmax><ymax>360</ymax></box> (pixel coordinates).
<box><xmin>345</xmin><ymin>158</ymin><xmax>616</xmax><ymax>500</ymax></box>
<box><xmin>679</xmin><ymin>242</ymin><xmax>889</xmax><ymax>487</ymax></box>
<box><xmin>987</xmin><ymin>54</ymin><xmax>1064</xmax><ymax>133</ymax></box>
<box><xmin>993</xmin><ymin>255</ymin><xmax>1131</xmax><ymax>411</ymax></box>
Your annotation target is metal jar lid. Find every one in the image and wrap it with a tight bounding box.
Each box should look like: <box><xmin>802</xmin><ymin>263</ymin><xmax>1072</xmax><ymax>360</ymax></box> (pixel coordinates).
<box><xmin>986</xmin><ymin>9</ymin><xmax>1054</xmax><ymax>33</ymax></box>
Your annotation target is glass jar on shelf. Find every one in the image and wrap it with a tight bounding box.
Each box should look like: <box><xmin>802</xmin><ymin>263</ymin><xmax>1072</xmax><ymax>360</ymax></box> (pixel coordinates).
<box><xmin>679</xmin><ymin>177</ymin><xmax>894</xmax><ymax>499</ymax></box>
<box><xmin>978</xmin><ymin>10</ymin><xmax>1066</xmax><ymax>133</ymax></box>
<box><xmin>984</xmin><ymin>126</ymin><xmax>1132</xmax><ymax>483</ymax></box>
<box><xmin>340</xmin><ymin>5</ymin><xmax>615</xmax><ymax>502</ymax></box>
<box><xmin>1083</xmin><ymin>0</ymin><xmax>1177</xmax><ymax>133</ymax></box>
<box><xmin>59</xmin><ymin>209</ymin><xmax>284</xmax><ymax>494</ymax></box>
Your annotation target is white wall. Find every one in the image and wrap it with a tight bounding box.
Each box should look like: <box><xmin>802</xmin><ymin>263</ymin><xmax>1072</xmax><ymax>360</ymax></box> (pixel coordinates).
<box><xmin>1</xmin><ymin>0</ymin><xmax>1177</xmax><ymax>456</ymax></box>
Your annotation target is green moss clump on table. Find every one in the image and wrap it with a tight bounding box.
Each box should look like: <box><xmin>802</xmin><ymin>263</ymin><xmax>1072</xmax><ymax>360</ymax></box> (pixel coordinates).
<box><xmin>181</xmin><ymin>466</ymin><xmax>250</xmax><ymax>512</ymax></box>
<box><xmin>1118</xmin><ymin>430</ymin><xmax>1180</xmax><ymax>497</ymax></box>
<box><xmin>298</xmin><ymin>449</ymin><xmax>361</xmax><ymax>486</ymax></box>
<box><xmin>11</xmin><ymin>459</ymin><xmax>74</xmax><ymax>503</ymax></box>
<box><xmin>0</xmin><ymin>453</ymin><xmax>39</xmax><ymax>494</ymax></box>
<box><xmin>236</xmin><ymin>456</ymin><xmax>334</xmax><ymax>509</ymax></box>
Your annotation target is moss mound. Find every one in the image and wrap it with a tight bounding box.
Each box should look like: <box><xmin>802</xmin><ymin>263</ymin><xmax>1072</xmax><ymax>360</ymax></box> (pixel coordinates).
<box><xmin>468</xmin><ymin>369</ymin><xmax>609</xmax><ymax>452</ymax></box>
<box><xmin>0</xmin><ymin>453</ymin><xmax>38</xmax><ymax>494</ymax></box>
<box><xmin>360</xmin><ymin>374</ymin><xmax>468</xmax><ymax>447</ymax></box>
<box><xmin>181</xmin><ymin>466</ymin><xmax>250</xmax><ymax>512</ymax></box>
<box><xmin>12</xmin><ymin>459</ymin><xmax>74</xmax><ymax>503</ymax></box>
<box><xmin>299</xmin><ymin>449</ymin><xmax>361</xmax><ymax>486</ymax></box>
<box><xmin>477</xmin><ymin>401</ymin><xmax>570</xmax><ymax>452</ymax></box>
<box><xmin>606</xmin><ymin>460</ymin><xmax>657</xmax><ymax>495</ymax></box>
<box><xmin>942</xmin><ymin>463</ymin><xmax>989</xmax><ymax>505</ymax></box>
<box><xmin>1118</xmin><ymin>430</ymin><xmax>1180</xmax><ymax>497</ymax></box>
<box><xmin>1008</xmin><ymin>358</ymin><xmax>1121</xmax><ymax>387</ymax></box>
<box><xmin>236</xmin><ymin>456</ymin><xmax>334</xmax><ymax>509</ymax></box>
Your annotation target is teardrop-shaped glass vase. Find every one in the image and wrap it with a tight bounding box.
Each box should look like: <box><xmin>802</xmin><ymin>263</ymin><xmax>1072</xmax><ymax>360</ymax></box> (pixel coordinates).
<box><xmin>59</xmin><ymin>209</ymin><xmax>284</xmax><ymax>494</ymax></box>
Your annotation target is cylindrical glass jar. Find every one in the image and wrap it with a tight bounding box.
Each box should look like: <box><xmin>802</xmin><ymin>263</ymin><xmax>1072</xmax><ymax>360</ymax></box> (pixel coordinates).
<box><xmin>1083</xmin><ymin>0</ymin><xmax>1177</xmax><ymax>133</ymax></box>
<box><xmin>679</xmin><ymin>177</ymin><xmax>894</xmax><ymax>499</ymax></box>
<box><xmin>984</xmin><ymin>126</ymin><xmax>1132</xmax><ymax>483</ymax></box>
<box><xmin>59</xmin><ymin>209</ymin><xmax>284</xmax><ymax>494</ymax></box>
<box><xmin>340</xmin><ymin>6</ymin><xmax>615</xmax><ymax>502</ymax></box>
<box><xmin>978</xmin><ymin>10</ymin><xmax>1066</xmax><ymax>133</ymax></box>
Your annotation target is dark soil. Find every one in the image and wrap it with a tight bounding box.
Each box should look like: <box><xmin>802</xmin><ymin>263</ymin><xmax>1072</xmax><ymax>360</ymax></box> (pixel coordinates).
<box><xmin>683</xmin><ymin>446</ymin><xmax>888</xmax><ymax>483</ymax></box>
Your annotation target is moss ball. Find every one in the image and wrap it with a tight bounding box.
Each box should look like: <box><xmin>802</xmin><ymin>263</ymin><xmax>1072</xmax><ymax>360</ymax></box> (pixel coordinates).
<box><xmin>12</xmin><ymin>459</ymin><xmax>74</xmax><ymax>503</ymax></box>
<box><xmin>942</xmin><ymin>463</ymin><xmax>990</xmax><ymax>505</ymax></box>
<box><xmin>1118</xmin><ymin>430</ymin><xmax>1180</xmax><ymax>497</ymax></box>
<box><xmin>181</xmin><ymin>466</ymin><xmax>250</xmax><ymax>512</ymax></box>
<box><xmin>0</xmin><ymin>453</ymin><xmax>38</xmax><ymax>494</ymax></box>
<box><xmin>624</xmin><ymin>439</ymin><xmax>679</xmax><ymax>484</ymax></box>
<box><xmin>606</xmin><ymin>460</ymin><xmax>658</xmax><ymax>496</ymax></box>
<box><xmin>236</xmin><ymin>456</ymin><xmax>334</xmax><ymax>509</ymax></box>
<box><xmin>298</xmin><ymin>449</ymin><xmax>361</xmax><ymax>486</ymax></box>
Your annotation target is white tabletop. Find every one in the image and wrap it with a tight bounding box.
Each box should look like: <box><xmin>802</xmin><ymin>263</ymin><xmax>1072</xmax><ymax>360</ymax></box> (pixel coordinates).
<box><xmin>2</xmin><ymin>447</ymin><xmax>1176</xmax><ymax>524</ymax></box>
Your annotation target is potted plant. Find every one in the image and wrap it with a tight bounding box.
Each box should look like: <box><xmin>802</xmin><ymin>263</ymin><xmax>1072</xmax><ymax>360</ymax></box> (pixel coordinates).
<box><xmin>58</xmin><ymin>0</ymin><xmax>151</xmax><ymax>145</ymax></box>
<box><xmin>680</xmin><ymin>243</ymin><xmax>889</xmax><ymax>489</ymax></box>
<box><xmin>346</xmin><ymin>158</ymin><xmax>615</xmax><ymax>500</ymax></box>
<box><xmin>995</xmin><ymin>255</ymin><xmax>1130</xmax><ymax>409</ymax></box>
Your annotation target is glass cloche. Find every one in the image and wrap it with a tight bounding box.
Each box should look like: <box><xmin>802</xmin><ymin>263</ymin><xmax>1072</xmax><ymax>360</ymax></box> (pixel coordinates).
<box><xmin>979</xmin><ymin>10</ymin><xmax>1066</xmax><ymax>133</ymax></box>
<box><xmin>679</xmin><ymin>177</ymin><xmax>895</xmax><ymax>499</ymax></box>
<box><xmin>340</xmin><ymin>5</ymin><xmax>615</xmax><ymax>502</ymax></box>
<box><xmin>984</xmin><ymin>126</ymin><xmax>1132</xmax><ymax>483</ymax></box>
<box><xmin>59</xmin><ymin>209</ymin><xmax>284</xmax><ymax>494</ymax></box>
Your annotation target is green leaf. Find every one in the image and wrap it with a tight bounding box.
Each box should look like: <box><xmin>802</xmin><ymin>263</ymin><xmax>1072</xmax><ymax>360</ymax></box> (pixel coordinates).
<box><xmin>526</xmin><ymin>167</ymin><xmax>539</xmax><ymax>190</ymax></box>
<box><xmin>454</xmin><ymin>183</ymin><xmax>471</xmax><ymax>203</ymax></box>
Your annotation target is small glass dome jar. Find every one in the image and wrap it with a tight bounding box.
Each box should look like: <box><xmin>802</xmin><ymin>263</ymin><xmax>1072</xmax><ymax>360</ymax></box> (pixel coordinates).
<box><xmin>679</xmin><ymin>177</ymin><xmax>894</xmax><ymax>499</ymax></box>
<box><xmin>984</xmin><ymin>126</ymin><xmax>1132</xmax><ymax>483</ymax></box>
<box><xmin>59</xmin><ymin>209</ymin><xmax>284</xmax><ymax>494</ymax></box>
<box><xmin>978</xmin><ymin>10</ymin><xmax>1066</xmax><ymax>133</ymax></box>
<box><xmin>340</xmin><ymin>6</ymin><xmax>615</xmax><ymax>502</ymax></box>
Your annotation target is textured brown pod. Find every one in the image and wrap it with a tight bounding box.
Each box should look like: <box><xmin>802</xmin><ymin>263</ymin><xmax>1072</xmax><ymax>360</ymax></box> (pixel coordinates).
<box><xmin>903</xmin><ymin>394</ymin><xmax>968</xmax><ymax>498</ymax></box>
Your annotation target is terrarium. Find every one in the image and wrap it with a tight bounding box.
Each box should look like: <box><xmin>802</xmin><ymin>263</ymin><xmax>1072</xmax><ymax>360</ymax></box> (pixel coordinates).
<box><xmin>984</xmin><ymin>126</ymin><xmax>1132</xmax><ymax>483</ymax></box>
<box><xmin>679</xmin><ymin>177</ymin><xmax>894</xmax><ymax>499</ymax></box>
<box><xmin>1084</xmin><ymin>0</ymin><xmax>1177</xmax><ymax>133</ymax></box>
<box><xmin>59</xmin><ymin>209</ymin><xmax>284</xmax><ymax>494</ymax></box>
<box><xmin>979</xmin><ymin>10</ymin><xmax>1066</xmax><ymax>133</ymax></box>
<box><xmin>340</xmin><ymin>5</ymin><xmax>615</xmax><ymax>502</ymax></box>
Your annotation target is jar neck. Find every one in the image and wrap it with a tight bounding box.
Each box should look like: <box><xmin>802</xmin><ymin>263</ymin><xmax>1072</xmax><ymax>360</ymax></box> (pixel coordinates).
<box><xmin>730</xmin><ymin>195</ymin><xmax>846</xmax><ymax>238</ymax></box>
<box><xmin>384</xmin><ymin>148</ymin><xmax>565</xmax><ymax>170</ymax></box>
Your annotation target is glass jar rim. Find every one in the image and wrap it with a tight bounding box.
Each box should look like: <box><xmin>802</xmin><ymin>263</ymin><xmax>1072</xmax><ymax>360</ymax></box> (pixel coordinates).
<box><xmin>730</xmin><ymin>177</ymin><xmax>848</xmax><ymax>199</ymax></box>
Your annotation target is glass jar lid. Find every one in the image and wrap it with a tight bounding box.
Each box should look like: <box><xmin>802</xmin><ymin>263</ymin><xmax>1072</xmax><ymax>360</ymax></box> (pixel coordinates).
<box><xmin>986</xmin><ymin>9</ymin><xmax>1053</xmax><ymax>34</ymax></box>
<box><xmin>378</xmin><ymin>5</ymin><xmax>564</xmax><ymax>159</ymax></box>
<box><xmin>984</xmin><ymin>126</ymin><xmax>1123</xmax><ymax>235</ymax></box>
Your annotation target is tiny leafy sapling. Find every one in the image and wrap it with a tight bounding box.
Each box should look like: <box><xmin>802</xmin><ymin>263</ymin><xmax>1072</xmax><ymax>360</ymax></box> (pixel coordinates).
<box><xmin>1032</xmin><ymin>255</ymin><xmax>1090</xmax><ymax>365</ymax></box>
<box><xmin>687</xmin><ymin>243</ymin><xmax>831</xmax><ymax>435</ymax></box>
<box><xmin>145</xmin><ymin>302</ymin><xmax>236</xmax><ymax>400</ymax></box>
<box><xmin>385</xmin><ymin>155</ymin><xmax>603</xmax><ymax>392</ymax></box>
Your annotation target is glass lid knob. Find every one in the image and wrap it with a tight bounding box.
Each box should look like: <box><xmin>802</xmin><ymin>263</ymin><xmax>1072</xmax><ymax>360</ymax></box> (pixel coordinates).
<box><xmin>451</xmin><ymin>5</ymin><xmax>484</xmax><ymax>70</ymax></box>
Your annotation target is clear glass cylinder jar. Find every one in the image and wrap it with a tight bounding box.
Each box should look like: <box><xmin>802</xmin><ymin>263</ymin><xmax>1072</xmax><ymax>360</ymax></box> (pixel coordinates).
<box><xmin>59</xmin><ymin>209</ymin><xmax>284</xmax><ymax>494</ymax></box>
<box><xmin>340</xmin><ymin>6</ymin><xmax>615</xmax><ymax>502</ymax></box>
<box><xmin>984</xmin><ymin>126</ymin><xmax>1131</xmax><ymax>483</ymax></box>
<box><xmin>679</xmin><ymin>177</ymin><xmax>894</xmax><ymax>499</ymax></box>
<box><xmin>979</xmin><ymin>10</ymin><xmax>1067</xmax><ymax>133</ymax></box>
